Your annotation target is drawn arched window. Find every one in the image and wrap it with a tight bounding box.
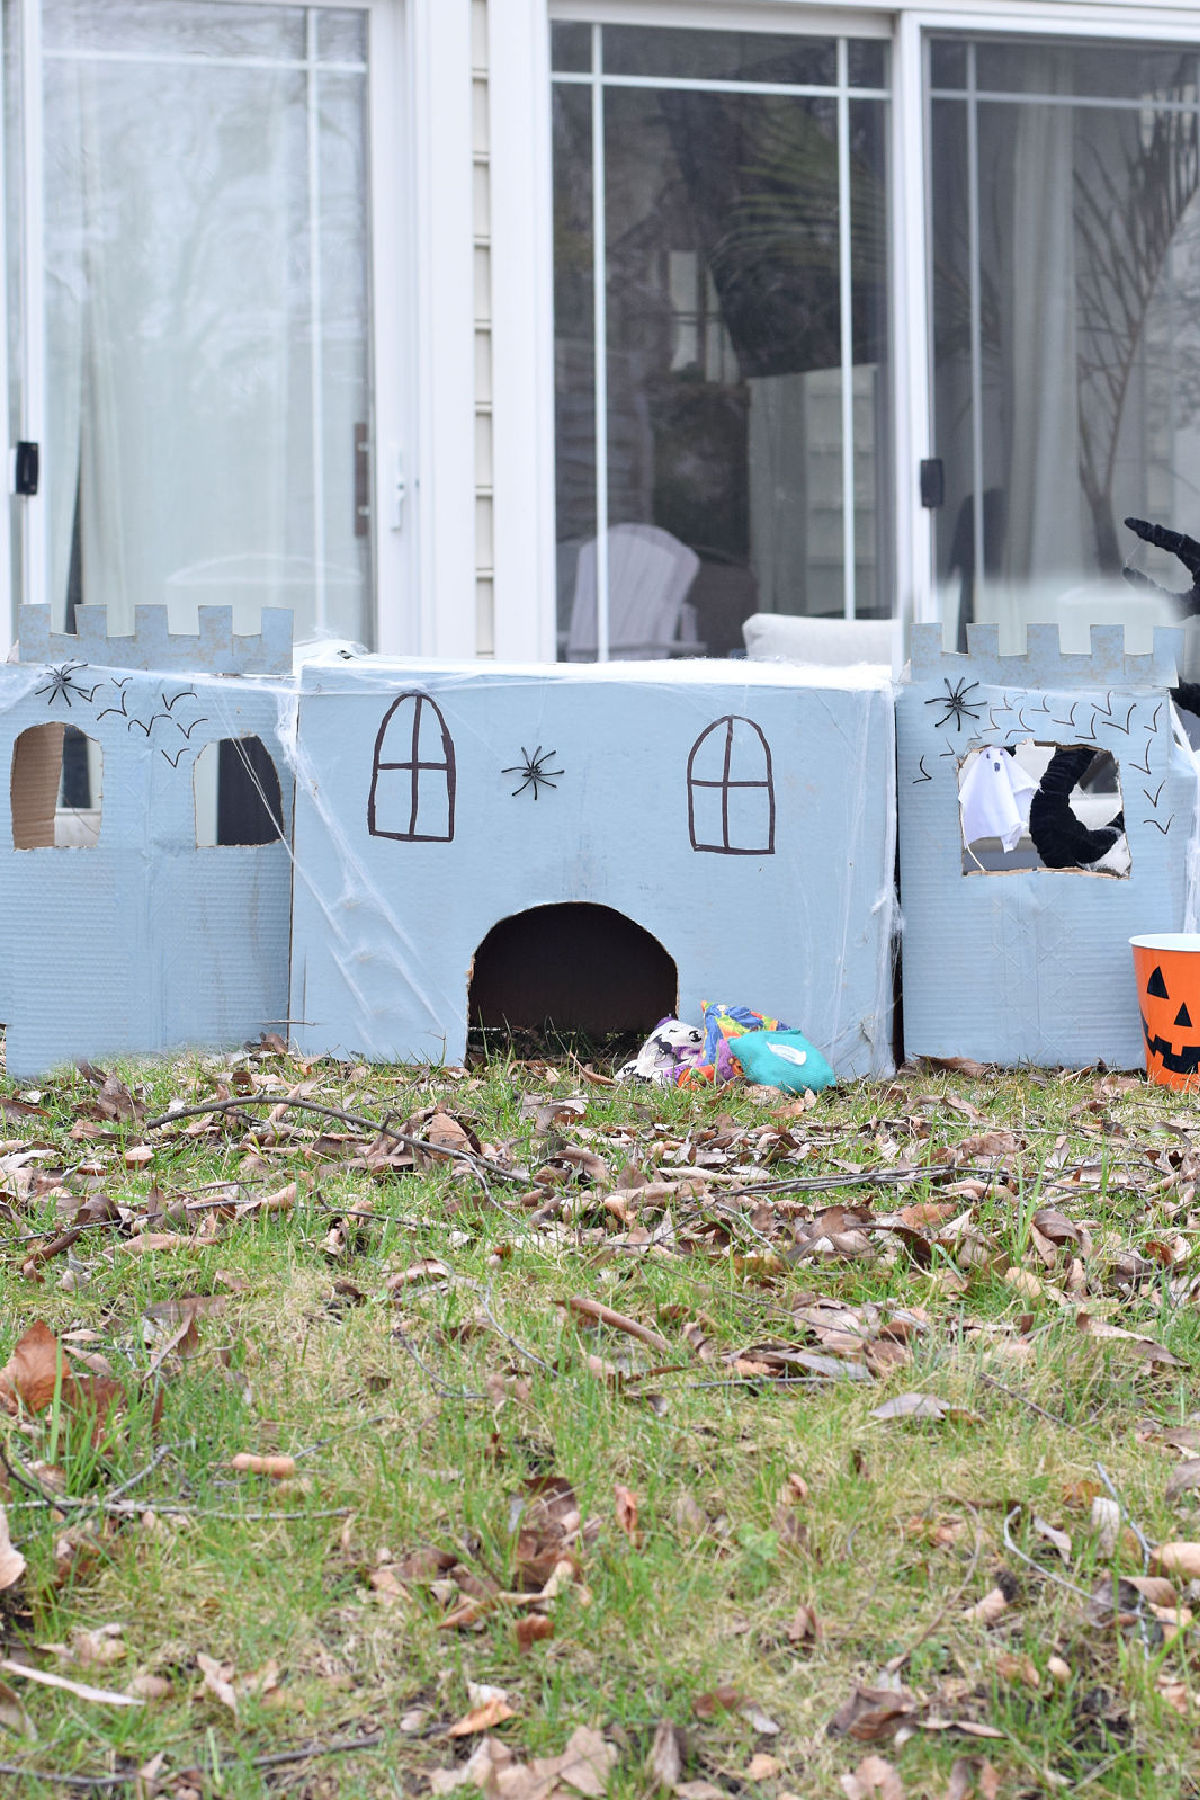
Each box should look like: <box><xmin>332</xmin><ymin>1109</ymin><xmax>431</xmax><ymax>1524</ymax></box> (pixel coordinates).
<box><xmin>687</xmin><ymin>715</ymin><xmax>775</xmax><ymax>855</ymax></box>
<box><xmin>368</xmin><ymin>692</ymin><xmax>456</xmax><ymax>843</ymax></box>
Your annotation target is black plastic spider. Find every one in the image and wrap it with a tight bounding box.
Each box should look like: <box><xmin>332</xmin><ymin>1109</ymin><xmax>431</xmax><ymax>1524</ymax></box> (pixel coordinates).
<box><xmin>925</xmin><ymin>676</ymin><xmax>982</xmax><ymax>731</ymax></box>
<box><xmin>34</xmin><ymin>661</ymin><xmax>97</xmax><ymax>709</ymax></box>
<box><xmin>502</xmin><ymin>745</ymin><xmax>563</xmax><ymax>799</ymax></box>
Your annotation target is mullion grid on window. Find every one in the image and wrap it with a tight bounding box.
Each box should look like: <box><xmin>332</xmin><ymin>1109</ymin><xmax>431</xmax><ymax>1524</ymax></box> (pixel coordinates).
<box><xmin>552</xmin><ymin>26</ymin><xmax>880</xmax><ymax>648</ymax></box>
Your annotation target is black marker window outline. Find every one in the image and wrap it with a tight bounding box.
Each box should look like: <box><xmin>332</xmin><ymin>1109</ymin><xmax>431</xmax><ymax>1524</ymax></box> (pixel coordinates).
<box><xmin>368</xmin><ymin>692</ymin><xmax>457</xmax><ymax>844</ymax></box>
<box><xmin>687</xmin><ymin>715</ymin><xmax>776</xmax><ymax>856</ymax></box>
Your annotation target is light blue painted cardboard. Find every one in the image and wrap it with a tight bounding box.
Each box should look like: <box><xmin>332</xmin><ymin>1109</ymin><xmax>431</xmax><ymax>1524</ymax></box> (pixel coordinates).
<box><xmin>17</xmin><ymin>603</ymin><xmax>293</xmax><ymax>675</ymax></box>
<box><xmin>288</xmin><ymin>657</ymin><xmax>897</xmax><ymax>1075</ymax></box>
<box><xmin>0</xmin><ymin>642</ymin><xmax>294</xmax><ymax>1077</ymax></box>
<box><xmin>897</xmin><ymin>622</ymin><xmax>1197</xmax><ymax>1068</ymax></box>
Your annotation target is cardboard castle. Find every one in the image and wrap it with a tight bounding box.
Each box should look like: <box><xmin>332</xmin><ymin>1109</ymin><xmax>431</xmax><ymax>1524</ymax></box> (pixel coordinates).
<box><xmin>2</xmin><ymin>606</ymin><xmax>1196</xmax><ymax>1079</ymax></box>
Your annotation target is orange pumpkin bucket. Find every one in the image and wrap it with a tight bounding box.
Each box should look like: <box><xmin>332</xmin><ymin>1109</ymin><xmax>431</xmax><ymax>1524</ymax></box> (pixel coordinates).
<box><xmin>1130</xmin><ymin>934</ymin><xmax>1200</xmax><ymax>1089</ymax></box>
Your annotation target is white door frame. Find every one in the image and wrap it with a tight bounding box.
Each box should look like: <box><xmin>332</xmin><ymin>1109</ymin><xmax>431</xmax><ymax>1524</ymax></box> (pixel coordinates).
<box><xmin>489</xmin><ymin>0</ymin><xmax>1200</xmax><ymax>661</ymax></box>
<box><xmin>904</xmin><ymin>0</ymin><xmax>1200</xmax><ymax>640</ymax></box>
<box><xmin>0</xmin><ymin>0</ymin><xmax>478</xmax><ymax>662</ymax></box>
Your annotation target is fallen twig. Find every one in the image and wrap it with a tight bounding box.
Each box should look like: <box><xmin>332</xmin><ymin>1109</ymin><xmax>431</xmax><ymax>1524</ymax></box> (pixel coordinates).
<box><xmin>0</xmin><ymin>1730</ymin><xmax>386</xmax><ymax>1791</ymax></box>
<box><xmin>0</xmin><ymin>1658</ymin><xmax>141</xmax><ymax>1705</ymax></box>
<box><xmin>565</xmin><ymin>1294</ymin><xmax>672</xmax><ymax>1358</ymax></box>
<box><xmin>976</xmin><ymin>1373</ymin><xmax>1069</xmax><ymax>1428</ymax></box>
<box><xmin>249</xmin><ymin>1729</ymin><xmax>385</xmax><ymax>1770</ymax></box>
<box><xmin>0</xmin><ymin>1764</ymin><xmax>129</xmax><ymax>1791</ymax></box>
<box><xmin>1002</xmin><ymin>1505</ymin><xmax>1092</xmax><ymax>1600</ymax></box>
<box><xmin>143</xmin><ymin>1095</ymin><xmax>524</xmax><ymax>1185</ymax></box>
<box><xmin>393</xmin><ymin>1329</ymin><xmax>490</xmax><ymax>1401</ymax></box>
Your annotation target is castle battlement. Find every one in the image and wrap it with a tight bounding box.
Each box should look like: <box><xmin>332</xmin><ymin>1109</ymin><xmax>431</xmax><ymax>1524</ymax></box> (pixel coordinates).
<box><xmin>17</xmin><ymin>604</ymin><xmax>293</xmax><ymax>676</ymax></box>
<box><xmin>910</xmin><ymin>621</ymin><xmax>1183</xmax><ymax>690</ymax></box>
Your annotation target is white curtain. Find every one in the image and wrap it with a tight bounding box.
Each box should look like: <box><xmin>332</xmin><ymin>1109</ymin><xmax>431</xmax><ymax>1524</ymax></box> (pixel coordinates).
<box><xmin>1003</xmin><ymin>61</ymin><xmax>1083</xmax><ymax>588</ymax></box>
<box><xmin>41</xmin><ymin>26</ymin><xmax>368</xmax><ymax>642</ymax></box>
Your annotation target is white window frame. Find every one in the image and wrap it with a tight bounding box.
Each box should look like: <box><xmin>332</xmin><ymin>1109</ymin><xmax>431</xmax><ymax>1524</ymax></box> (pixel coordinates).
<box><xmin>0</xmin><ymin>0</ymin><xmax>479</xmax><ymax>661</ymax></box>
<box><xmin>488</xmin><ymin>0</ymin><xmax>1200</xmax><ymax>661</ymax></box>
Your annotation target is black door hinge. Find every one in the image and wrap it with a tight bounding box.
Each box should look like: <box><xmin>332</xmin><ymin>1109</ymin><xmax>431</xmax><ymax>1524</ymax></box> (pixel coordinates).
<box><xmin>919</xmin><ymin>458</ymin><xmax>944</xmax><ymax>509</ymax></box>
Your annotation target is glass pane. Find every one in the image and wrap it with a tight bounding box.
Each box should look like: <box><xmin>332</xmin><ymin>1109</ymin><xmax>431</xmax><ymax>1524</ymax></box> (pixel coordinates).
<box><xmin>551</xmin><ymin>22</ymin><xmax>591</xmax><ymax>74</ymax></box>
<box><xmin>317</xmin><ymin>70</ymin><xmax>372</xmax><ymax>637</ymax></box>
<box><xmin>930</xmin><ymin>39</ymin><xmax>1200</xmax><ymax>655</ymax></box>
<box><xmin>602</xmin><ymin>27</ymin><xmax>836</xmax><ymax>88</ymax></box>
<box><xmin>976</xmin><ymin>38</ymin><xmax>1200</xmax><ymax>102</ymax></box>
<box><xmin>603</xmin><ymin>87</ymin><xmax>853</xmax><ymax>652</ymax></box>
<box><xmin>43</xmin><ymin>0</ymin><xmax>307</xmax><ymax>59</ymax></box>
<box><xmin>552</xmin><ymin>84</ymin><xmax>596</xmax><ymax>659</ymax></box>
<box><xmin>41</xmin><ymin>14</ymin><xmax>373</xmax><ymax>644</ymax></box>
<box><xmin>3</xmin><ymin>0</ymin><xmax>21</xmax><ymax>623</ymax></box>
<box><xmin>929</xmin><ymin>40</ymin><xmax>967</xmax><ymax>90</ymax></box>
<box><xmin>850</xmin><ymin>98</ymin><xmax>890</xmax><ymax>618</ymax></box>
<box><xmin>848</xmin><ymin>41</ymin><xmax>888</xmax><ymax>89</ymax></box>
<box><xmin>317</xmin><ymin>10</ymin><xmax>367</xmax><ymax>64</ymax></box>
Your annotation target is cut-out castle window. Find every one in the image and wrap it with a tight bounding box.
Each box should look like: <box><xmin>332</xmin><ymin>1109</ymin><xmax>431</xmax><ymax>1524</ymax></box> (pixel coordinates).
<box><xmin>959</xmin><ymin>742</ymin><xmax>1128</xmax><ymax>877</ymax></box>
<box><xmin>10</xmin><ymin>723</ymin><xmax>102</xmax><ymax>848</ymax></box>
<box><xmin>687</xmin><ymin>715</ymin><xmax>775</xmax><ymax>855</ymax></box>
<box><xmin>194</xmin><ymin>737</ymin><xmax>285</xmax><ymax>847</ymax></box>
<box><xmin>368</xmin><ymin>693</ymin><xmax>456</xmax><ymax>843</ymax></box>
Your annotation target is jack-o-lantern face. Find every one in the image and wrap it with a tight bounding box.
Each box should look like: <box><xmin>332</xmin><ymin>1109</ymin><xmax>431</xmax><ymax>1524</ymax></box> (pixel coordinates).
<box><xmin>1140</xmin><ymin>962</ymin><xmax>1200</xmax><ymax>1085</ymax></box>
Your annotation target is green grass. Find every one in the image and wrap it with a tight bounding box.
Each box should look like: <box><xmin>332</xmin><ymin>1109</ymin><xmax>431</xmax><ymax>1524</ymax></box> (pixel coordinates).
<box><xmin>0</xmin><ymin>1047</ymin><xmax>1198</xmax><ymax>1795</ymax></box>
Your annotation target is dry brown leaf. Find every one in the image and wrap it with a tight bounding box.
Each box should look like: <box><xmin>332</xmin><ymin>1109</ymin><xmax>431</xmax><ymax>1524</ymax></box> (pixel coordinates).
<box><xmin>747</xmin><ymin>1755</ymin><xmax>781</xmax><ymax>1781</ymax></box>
<box><xmin>870</xmin><ymin>1393</ymin><xmax>948</xmax><ymax>1422</ymax></box>
<box><xmin>1165</xmin><ymin>1461</ymin><xmax>1200</xmax><ymax>1502</ymax></box>
<box><xmin>840</xmin><ymin>1756</ymin><xmax>903</xmax><ymax>1800</ymax></box>
<box><xmin>447</xmin><ymin>1695</ymin><xmax>516</xmax><ymax>1736</ymax></box>
<box><xmin>829</xmin><ymin>1686</ymin><xmax>918</xmax><ymax>1743</ymax></box>
<box><xmin>741</xmin><ymin>1702</ymin><xmax>780</xmax><ymax>1735</ymax></box>
<box><xmin>694</xmin><ymin>1683</ymin><xmax>743</xmax><ymax>1721</ymax></box>
<box><xmin>69</xmin><ymin>1624</ymin><xmax>126</xmax><ymax>1668</ymax></box>
<box><xmin>674</xmin><ymin>1783</ymin><xmax>726</xmax><ymax>1800</ymax></box>
<box><xmin>786</xmin><ymin>1602</ymin><xmax>822</xmax><ymax>1643</ymax></box>
<box><xmin>230</xmin><ymin>1453</ymin><xmax>297</xmax><ymax>1480</ymax></box>
<box><xmin>1152</xmin><ymin>1541</ymin><xmax>1200</xmax><ymax>1579</ymax></box>
<box><xmin>1002</xmin><ymin>1268</ymin><xmax>1044</xmax><ymax>1302</ymax></box>
<box><xmin>961</xmin><ymin>1587</ymin><xmax>1008</xmax><ymax>1627</ymax></box>
<box><xmin>992</xmin><ymin>1653</ymin><xmax>1038</xmax><ymax>1688</ymax></box>
<box><xmin>0</xmin><ymin>1320</ymin><xmax>123</xmax><ymax>1441</ymax></box>
<box><xmin>946</xmin><ymin>1760</ymin><xmax>999</xmax><ymax>1800</ymax></box>
<box><xmin>0</xmin><ymin>1505</ymin><xmax>26</xmax><ymax>1591</ymax></box>
<box><xmin>672</xmin><ymin>1492</ymin><xmax>706</xmax><ymax>1536</ymax></box>
<box><xmin>128</xmin><ymin>1672</ymin><xmax>172</xmax><ymax>1700</ymax></box>
<box><xmin>196</xmin><ymin>1652</ymin><xmax>238</xmax><ymax>1716</ymax></box>
<box><xmin>1090</xmin><ymin>1496</ymin><xmax>1122</xmax><ymax>1556</ymax></box>
<box><xmin>0</xmin><ymin>1319</ymin><xmax>70</xmax><ymax>1414</ymax></box>
<box><xmin>614</xmin><ymin>1483</ymin><xmax>641</xmax><ymax>1545</ymax></box>
<box><xmin>556</xmin><ymin>1725</ymin><xmax>618</xmax><ymax>1796</ymax></box>
<box><xmin>0</xmin><ymin>1677</ymin><xmax>34</xmax><ymax>1737</ymax></box>
<box><xmin>648</xmin><ymin>1723</ymin><xmax>683</xmax><ymax>1791</ymax></box>
<box><xmin>516</xmin><ymin>1615</ymin><xmax>555</xmax><ymax>1652</ymax></box>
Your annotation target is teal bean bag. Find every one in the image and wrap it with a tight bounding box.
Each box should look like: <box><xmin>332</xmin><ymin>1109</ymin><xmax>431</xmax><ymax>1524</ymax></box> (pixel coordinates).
<box><xmin>729</xmin><ymin>1028</ymin><xmax>835</xmax><ymax>1094</ymax></box>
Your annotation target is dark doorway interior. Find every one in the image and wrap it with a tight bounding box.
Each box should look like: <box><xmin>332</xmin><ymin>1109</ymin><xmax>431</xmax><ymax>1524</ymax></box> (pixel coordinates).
<box><xmin>468</xmin><ymin>902</ymin><xmax>678</xmax><ymax>1036</ymax></box>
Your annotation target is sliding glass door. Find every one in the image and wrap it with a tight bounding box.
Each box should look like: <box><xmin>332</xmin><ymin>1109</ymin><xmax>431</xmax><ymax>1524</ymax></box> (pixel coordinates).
<box><xmin>929</xmin><ymin>34</ymin><xmax>1200</xmax><ymax>651</ymax></box>
<box><xmin>551</xmin><ymin>21</ymin><xmax>891</xmax><ymax>660</ymax></box>
<box><xmin>4</xmin><ymin>0</ymin><xmax>375</xmax><ymax>644</ymax></box>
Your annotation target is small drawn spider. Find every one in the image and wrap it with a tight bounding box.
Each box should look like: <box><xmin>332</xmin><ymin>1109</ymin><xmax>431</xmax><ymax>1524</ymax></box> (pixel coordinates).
<box><xmin>502</xmin><ymin>745</ymin><xmax>563</xmax><ymax>799</ymax></box>
<box><xmin>925</xmin><ymin>676</ymin><xmax>982</xmax><ymax>731</ymax></box>
<box><xmin>35</xmin><ymin>661</ymin><xmax>97</xmax><ymax>709</ymax></box>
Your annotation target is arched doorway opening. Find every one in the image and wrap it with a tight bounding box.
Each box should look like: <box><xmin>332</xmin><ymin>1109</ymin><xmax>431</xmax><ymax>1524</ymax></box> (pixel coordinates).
<box><xmin>468</xmin><ymin>903</ymin><xmax>678</xmax><ymax>1037</ymax></box>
